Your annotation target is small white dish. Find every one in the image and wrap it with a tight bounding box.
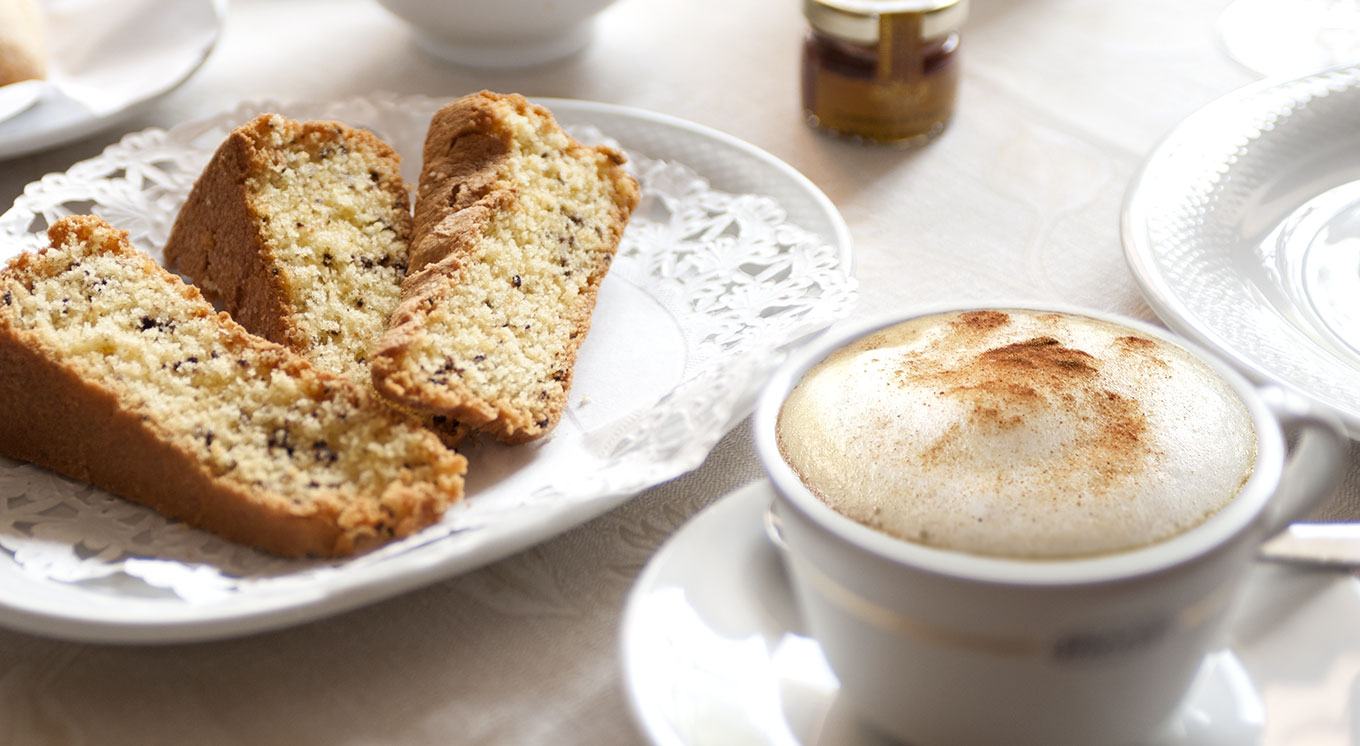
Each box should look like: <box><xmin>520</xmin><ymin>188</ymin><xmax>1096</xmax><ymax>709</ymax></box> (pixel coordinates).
<box><xmin>374</xmin><ymin>0</ymin><xmax>619</xmax><ymax>68</ymax></box>
<box><xmin>621</xmin><ymin>480</ymin><xmax>1360</xmax><ymax>745</ymax></box>
<box><xmin>0</xmin><ymin>93</ymin><xmax>855</xmax><ymax>643</ymax></box>
<box><xmin>0</xmin><ymin>0</ymin><xmax>225</xmax><ymax>160</ymax></box>
<box><xmin>1123</xmin><ymin>64</ymin><xmax>1360</xmax><ymax>438</ymax></box>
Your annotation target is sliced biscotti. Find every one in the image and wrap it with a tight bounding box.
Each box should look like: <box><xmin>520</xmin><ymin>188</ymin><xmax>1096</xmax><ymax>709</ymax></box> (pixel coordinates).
<box><xmin>370</xmin><ymin>91</ymin><xmax>641</xmax><ymax>445</ymax></box>
<box><xmin>0</xmin><ymin>215</ymin><xmax>466</xmax><ymax>558</ymax></box>
<box><xmin>164</xmin><ymin>114</ymin><xmax>410</xmax><ymax>376</ymax></box>
<box><xmin>162</xmin><ymin>114</ymin><xmax>466</xmax><ymax>445</ymax></box>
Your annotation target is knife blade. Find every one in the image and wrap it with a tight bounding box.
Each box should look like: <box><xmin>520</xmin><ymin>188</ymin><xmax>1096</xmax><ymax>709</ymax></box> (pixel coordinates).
<box><xmin>1260</xmin><ymin>523</ymin><xmax>1360</xmax><ymax>569</ymax></box>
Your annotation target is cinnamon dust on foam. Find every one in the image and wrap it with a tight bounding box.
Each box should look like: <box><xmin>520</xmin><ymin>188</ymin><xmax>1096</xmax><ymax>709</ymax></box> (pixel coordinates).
<box><xmin>777</xmin><ymin>307</ymin><xmax>1257</xmax><ymax>558</ymax></box>
<box><xmin>896</xmin><ymin>311</ymin><xmax>1163</xmax><ymax>492</ymax></box>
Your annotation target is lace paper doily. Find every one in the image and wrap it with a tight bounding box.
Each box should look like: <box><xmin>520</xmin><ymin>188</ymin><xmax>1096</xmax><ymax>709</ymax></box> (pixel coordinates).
<box><xmin>0</xmin><ymin>93</ymin><xmax>856</xmax><ymax>609</ymax></box>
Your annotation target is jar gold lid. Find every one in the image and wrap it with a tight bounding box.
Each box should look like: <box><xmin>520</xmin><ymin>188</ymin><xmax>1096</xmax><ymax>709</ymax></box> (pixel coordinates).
<box><xmin>805</xmin><ymin>0</ymin><xmax>968</xmax><ymax>44</ymax></box>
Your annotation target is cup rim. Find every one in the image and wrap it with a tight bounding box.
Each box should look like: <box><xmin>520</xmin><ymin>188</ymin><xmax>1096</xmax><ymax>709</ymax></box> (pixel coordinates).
<box><xmin>753</xmin><ymin>301</ymin><xmax>1287</xmax><ymax>587</ymax></box>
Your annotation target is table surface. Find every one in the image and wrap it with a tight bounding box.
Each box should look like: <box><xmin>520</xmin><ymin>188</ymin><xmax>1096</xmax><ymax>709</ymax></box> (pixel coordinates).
<box><xmin>3</xmin><ymin>0</ymin><xmax>1359</xmax><ymax>744</ymax></box>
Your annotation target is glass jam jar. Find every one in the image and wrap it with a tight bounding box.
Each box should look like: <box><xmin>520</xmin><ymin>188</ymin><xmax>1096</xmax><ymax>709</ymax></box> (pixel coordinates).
<box><xmin>801</xmin><ymin>0</ymin><xmax>966</xmax><ymax>145</ymax></box>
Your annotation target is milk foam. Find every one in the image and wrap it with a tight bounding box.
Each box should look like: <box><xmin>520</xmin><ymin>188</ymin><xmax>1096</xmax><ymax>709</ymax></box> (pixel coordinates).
<box><xmin>776</xmin><ymin>310</ymin><xmax>1258</xmax><ymax>558</ymax></box>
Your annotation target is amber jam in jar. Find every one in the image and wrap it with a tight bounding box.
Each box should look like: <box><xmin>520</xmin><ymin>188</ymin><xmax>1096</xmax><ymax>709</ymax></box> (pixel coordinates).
<box><xmin>801</xmin><ymin>0</ymin><xmax>965</xmax><ymax>145</ymax></box>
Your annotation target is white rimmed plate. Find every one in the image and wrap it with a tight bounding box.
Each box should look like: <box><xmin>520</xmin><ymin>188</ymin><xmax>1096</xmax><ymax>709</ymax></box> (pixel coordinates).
<box><xmin>0</xmin><ymin>0</ymin><xmax>225</xmax><ymax>159</ymax></box>
<box><xmin>621</xmin><ymin>480</ymin><xmax>1360</xmax><ymax>745</ymax></box>
<box><xmin>1122</xmin><ymin>64</ymin><xmax>1360</xmax><ymax>438</ymax></box>
<box><xmin>0</xmin><ymin>94</ymin><xmax>856</xmax><ymax>642</ymax></box>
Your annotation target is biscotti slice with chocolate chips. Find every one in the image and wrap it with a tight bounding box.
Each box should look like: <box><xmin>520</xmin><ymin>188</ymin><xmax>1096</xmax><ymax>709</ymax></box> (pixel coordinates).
<box><xmin>370</xmin><ymin>91</ymin><xmax>641</xmax><ymax>445</ymax></box>
<box><xmin>163</xmin><ymin>113</ymin><xmax>465</xmax><ymax>444</ymax></box>
<box><xmin>0</xmin><ymin>215</ymin><xmax>466</xmax><ymax>558</ymax></box>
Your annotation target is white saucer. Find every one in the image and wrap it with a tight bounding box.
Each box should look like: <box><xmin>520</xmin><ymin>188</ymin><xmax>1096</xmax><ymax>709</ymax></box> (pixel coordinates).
<box><xmin>0</xmin><ymin>0</ymin><xmax>225</xmax><ymax>160</ymax></box>
<box><xmin>1122</xmin><ymin>64</ymin><xmax>1360</xmax><ymax>438</ymax></box>
<box><xmin>621</xmin><ymin>480</ymin><xmax>1360</xmax><ymax>745</ymax></box>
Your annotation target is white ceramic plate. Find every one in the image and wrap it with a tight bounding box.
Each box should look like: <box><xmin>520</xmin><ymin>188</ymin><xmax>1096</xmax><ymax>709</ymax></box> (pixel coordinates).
<box><xmin>1122</xmin><ymin>64</ymin><xmax>1360</xmax><ymax>438</ymax></box>
<box><xmin>0</xmin><ymin>94</ymin><xmax>856</xmax><ymax>643</ymax></box>
<box><xmin>622</xmin><ymin>480</ymin><xmax>1360</xmax><ymax>746</ymax></box>
<box><xmin>0</xmin><ymin>0</ymin><xmax>225</xmax><ymax>159</ymax></box>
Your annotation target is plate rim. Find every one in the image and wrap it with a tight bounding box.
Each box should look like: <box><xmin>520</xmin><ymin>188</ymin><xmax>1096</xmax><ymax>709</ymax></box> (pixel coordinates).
<box><xmin>0</xmin><ymin>94</ymin><xmax>854</xmax><ymax>644</ymax></box>
<box><xmin>1120</xmin><ymin>63</ymin><xmax>1360</xmax><ymax>438</ymax></box>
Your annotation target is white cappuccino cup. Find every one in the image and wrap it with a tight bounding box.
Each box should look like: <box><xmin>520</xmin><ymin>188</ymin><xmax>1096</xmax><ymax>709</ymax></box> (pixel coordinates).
<box><xmin>754</xmin><ymin>303</ymin><xmax>1349</xmax><ymax>746</ymax></box>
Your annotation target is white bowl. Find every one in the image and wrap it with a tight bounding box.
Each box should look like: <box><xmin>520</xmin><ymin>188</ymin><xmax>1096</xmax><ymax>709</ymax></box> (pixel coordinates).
<box><xmin>375</xmin><ymin>0</ymin><xmax>621</xmax><ymax>68</ymax></box>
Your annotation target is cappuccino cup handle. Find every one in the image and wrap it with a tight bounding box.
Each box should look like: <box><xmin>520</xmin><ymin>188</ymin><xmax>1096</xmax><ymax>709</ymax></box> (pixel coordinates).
<box><xmin>763</xmin><ymin>500</ymin><xmax>790</xmax><ymax>552</ymax></box>
<box><xmin>1259</xmin><ymin>386</ymin><xmax>1350</xmax><ymax>535</ymax></box>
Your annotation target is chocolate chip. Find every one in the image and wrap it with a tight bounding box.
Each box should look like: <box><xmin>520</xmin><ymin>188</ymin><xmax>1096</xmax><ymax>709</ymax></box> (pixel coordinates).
<box><xmin>312</xmin><ymin>440</ymin><xmax>338</xmax><ymax>464</ymax></box>
<box><xmin>267</xmin><ymin>428</ymin><xmax>295</xmax><ymax>456</ymax></box>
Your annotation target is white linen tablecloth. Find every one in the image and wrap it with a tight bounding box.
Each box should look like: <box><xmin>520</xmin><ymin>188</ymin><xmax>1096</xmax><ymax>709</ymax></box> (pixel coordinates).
<box><xmin>1</xmin><ymin>0</ymin><xmax>1357</xmax><ymax>744</ymax></box>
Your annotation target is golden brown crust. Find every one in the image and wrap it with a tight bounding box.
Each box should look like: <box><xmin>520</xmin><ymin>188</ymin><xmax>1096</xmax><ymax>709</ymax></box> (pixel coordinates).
<box><xmin>408</xmin><ymin>92</ymin><xmax>515</xmax><ymax>275</ymax></box>
<box><xmin>165</xmin><ymin>113</ymin><xmax>415</xmax><ymax>352</ymax></box>
<box><xmin>164</xmin><ymin>115</ymin><xmax>312</xmax><ymax>350</ymax></box>
<box><xmin>370</xmin><ymin>91</ymin><xmax>641</xmax><ymax>444</ymax></box>
<box><xmin>0</xmin><ymin>215</ymin><xmax>465</xmax><ymax>558</ymax></box>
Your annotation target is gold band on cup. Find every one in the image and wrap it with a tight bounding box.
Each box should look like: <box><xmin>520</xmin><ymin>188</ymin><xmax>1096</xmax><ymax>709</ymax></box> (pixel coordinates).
<box><xmin>793</xmin><ymin>552</ymin><xmax>1236</xmax><ymax>661</ymax></box>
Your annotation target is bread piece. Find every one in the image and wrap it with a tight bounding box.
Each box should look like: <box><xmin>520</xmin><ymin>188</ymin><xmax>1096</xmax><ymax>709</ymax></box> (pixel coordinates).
<box><xmin>0</xmin><ymin>0</ymin><xmax>45</xmax><ymax>86</ymax></box>
<box><xmin>163</xmin><ymin>114</ymin><xmax>466</xmax><ymax>445</ymax></box>
<box><xmin>0</xmin><ymin>215</ymin><xmax>466</xmax><ymax>558</ymax></box>
<box><xmin>371</xmin><ymin>91</ymin><xmax>641</xmax><ymax>444</ymax></box>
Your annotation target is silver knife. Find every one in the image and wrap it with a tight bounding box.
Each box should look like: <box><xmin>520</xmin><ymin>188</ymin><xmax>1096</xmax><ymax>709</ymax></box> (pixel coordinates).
<box><xmin>1260</xmin><ymin>523</ymin><xmax>1360</xmax><ymax>568</ymax></box>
